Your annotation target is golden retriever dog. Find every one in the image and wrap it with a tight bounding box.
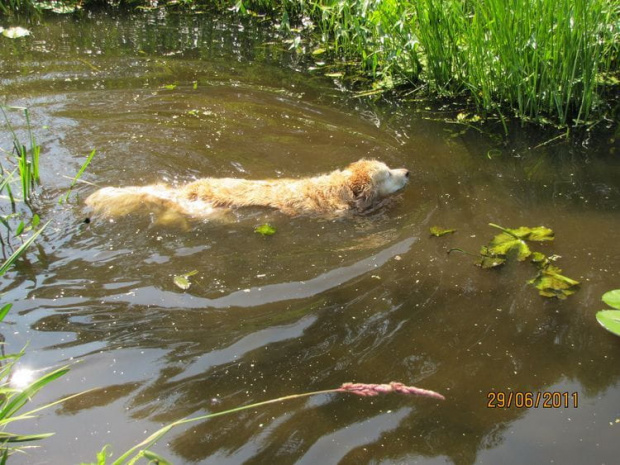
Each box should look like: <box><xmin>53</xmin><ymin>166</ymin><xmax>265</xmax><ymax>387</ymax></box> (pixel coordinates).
<box><xmin>85</xmin><ymin>159</ymin><xmax>409</xmax><ymax>220</ymax></box>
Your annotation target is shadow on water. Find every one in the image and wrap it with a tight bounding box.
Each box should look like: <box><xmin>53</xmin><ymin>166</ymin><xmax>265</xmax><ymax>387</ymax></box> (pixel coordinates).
<box><xmin>1</xmin><ymin>10</ymin><xmax>620</xmax><ymax>465</ymax></box>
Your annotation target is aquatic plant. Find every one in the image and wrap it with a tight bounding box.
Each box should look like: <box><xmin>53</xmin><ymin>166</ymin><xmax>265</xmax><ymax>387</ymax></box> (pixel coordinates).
<box><xmin>596</xmin><ymin>289</ymin><xmax>620</xmax><ymax>337</ymax></box>
<box><xmin>0</xmin><ymin>106</ymin><xmax>47</xmax><ymax>260</ymax></box>
<box><xmin>0</xmin><ymin>0</ymin><xmax>39</xmax><ymax>16</ymax></box>
<box><xmin>0</xmin><ymin>223</ymin><xmax>85</xmax><ymax>459</ymax></box>
<box><xmin>430</xmin><ymin>226</ymin><xmax>457</xmax><ymax>237</ymax></box>
<box><xmin>173</xmin><ymin>269</ymin><xmax>199</xmax><ymax>290</ymax></box>
<box><xmin>254</xmin><ymin>223</ymin><xmax>276</xmax><ymax>236</ymax></box>
<box><xmin>0</xmin><ymin>350</ymin><xmax>78</xmax><ymax>458</ymax></box>
<box><xmin>447</xmin><ymin>223</ymin><xmax>580</xmax><ymax>299</ymax></box>
<box><xmin>60</xmin><ymin>149</ymin><xmax>97</xmax><ymax>204</ymax></box>
<box><xmin>238</xmin><ymin>0</ymin><xmax>619</xmax><ymax>127</ymax></box>
<box><xmin>86</xmin><ymin>381</ymin><xmax>444</xmax><ymax>464</ymax></box>
<box><xmin>1</xmin><ymin>106</ymin><xmax>40</xmax><ymax>206</ymax></box>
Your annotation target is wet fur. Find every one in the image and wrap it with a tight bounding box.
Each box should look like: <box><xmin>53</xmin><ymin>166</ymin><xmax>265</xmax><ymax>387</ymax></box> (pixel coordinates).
<box><xmin>85</xmin><ymin>159</ymin><xmax>409</xmax><ymax>220</ymax></box>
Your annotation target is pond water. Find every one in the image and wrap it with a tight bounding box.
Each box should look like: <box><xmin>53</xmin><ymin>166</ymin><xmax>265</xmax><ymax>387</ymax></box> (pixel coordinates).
<box><xmin>1</xmin><ymin>10</ymin><xmax>619</xmax><ymax>465</ymax></box>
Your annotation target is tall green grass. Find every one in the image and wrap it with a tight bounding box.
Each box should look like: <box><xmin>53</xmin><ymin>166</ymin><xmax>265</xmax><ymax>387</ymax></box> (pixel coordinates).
<box><xmin>409</xmin><ymin>0</ymin><xmax>618</xmax><ymax>125</ymax></box>
<box><xmin>0</xmin><ymin>0</ymin><xmax>39</xmax><ymax>16</ymax></box>
<box><xmin>255</xmin><ymin>0</ymin><xmax>619</xmax><ymax>127</ymax></box>
<box><xmin>1</xmin><ymin>107</ymin><xmax>40</xmax><ymax>208</ymax></box>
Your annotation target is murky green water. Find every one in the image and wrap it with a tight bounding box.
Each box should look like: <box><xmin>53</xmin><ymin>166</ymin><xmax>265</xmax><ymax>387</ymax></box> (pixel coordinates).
<box><xmin>1</xmin><ymin>11</ymin><xmax>619</xmax><ymax>465</ymax></box>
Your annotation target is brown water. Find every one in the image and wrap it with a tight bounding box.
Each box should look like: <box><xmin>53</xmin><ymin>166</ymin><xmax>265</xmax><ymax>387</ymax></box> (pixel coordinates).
<box><xmin>1</xmin><ymin>11</ymin><xmax>619</xmax><ymax>465</ymax></box>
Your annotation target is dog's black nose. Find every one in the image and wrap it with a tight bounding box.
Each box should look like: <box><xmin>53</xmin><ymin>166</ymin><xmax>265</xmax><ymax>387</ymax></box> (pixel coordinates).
<box><xmin>405</xmin><ymin>170</ymin><xmax>410</xmax><ymax>178</ymax></box>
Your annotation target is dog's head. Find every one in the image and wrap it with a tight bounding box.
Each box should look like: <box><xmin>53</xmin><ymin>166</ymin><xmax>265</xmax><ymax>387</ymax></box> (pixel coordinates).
<box><xmin>346</xmin><ymin>159</ymin><xmax>409</xmax><ymax>211</ymax></box>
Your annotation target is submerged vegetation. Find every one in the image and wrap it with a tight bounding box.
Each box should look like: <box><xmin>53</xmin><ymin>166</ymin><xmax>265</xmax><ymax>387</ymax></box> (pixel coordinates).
<box><xmin>2</xmin><ymin>0</ymin><xmax>618</xmax><ymax>128</ymax></box>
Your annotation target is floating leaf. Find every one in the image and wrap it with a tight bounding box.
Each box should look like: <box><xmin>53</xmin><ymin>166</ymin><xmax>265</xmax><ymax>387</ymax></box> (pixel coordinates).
<box><xmin>162</xmin><ymin>84</ymin><xmax>177</xmax><ymax>90</ymax></box>
<box><xmin>523</xmin><ymin>226</ymin><xmax>555</xmax><ymax>242</ymax></box>
<box><xmin>325</xmin><ymin>72</ymin><xmax>344</xmax><ymax>78</ymax></box>
<box><xmin>430</xmin><ymin>226</ymin><xmax>457</xmax><ymax>237</ymax></box>
<box><xmin>2</xmin><ymin>27</ymin><xmax>30</xmax><ymax>39</ymax></box>
<box><xmin>312</xmin><ymin>48</ymin><xmax>326</xmax><ymax>56</ymax></box>
<box><xmin>485</xmin><ymin>232</ymin><xmax>531</xmax><ymax>261</ymax></box>
<box><xmin>530</xmin><ymin>251</ymin><xmax>547</xmax><ymax>263</ymax></box>
<box><xmin>489</xmin><ymin>224</ymin><xmax>554</xmax><ymax>241</ymax></box>
<box><xmin>173</xmin><ymin>270</ymin><xmax>198</xmax><ymax>290</ymax></box>
<box><xmin>483</xmin><ymin>224</ymin><xmax>553</xmax><ymax>262</ymax></box>
<box><xmin>602</xmin><ymin>289</ymin><xmax>620</xmax><ymax>310</ymax></box>
<box><xmin>596</xmin><ymin>310</ymin><xmax>620</xmax><ymax>337</ymax></box>
<box><xmin>528</xmin><ymin>264</ymin><xmax>580</xmax><ymax>299</ymax></box>
<box><xmin>15</xmin><ymin>221</ymin><xmax>25</xmax><ymax>237</ymax></box>
<box><xmin>254</xmin><ymin>223</ymin><xmax>276</xmax><ymax>236</ymax></box>
<box><xmin>476</xmin><ymin>253</ymin><xmax>506</xmax><ymax>269</ymax></box>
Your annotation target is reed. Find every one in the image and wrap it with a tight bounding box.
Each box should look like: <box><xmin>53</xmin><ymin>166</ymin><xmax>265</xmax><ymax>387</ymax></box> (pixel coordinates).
<box><xmin>0</xmin><ymin>0</ymin><xmax>39</xmax><ymax>16</ymax></box>
<box><xmin>254</xmin><ymin>0</ymin><xmax>619</xmax><ymax>126</ymax></box>
<box><xmin>1</xmin><ymin>107</ymin><xmax>40</xmax><ymax>206</ymax></box>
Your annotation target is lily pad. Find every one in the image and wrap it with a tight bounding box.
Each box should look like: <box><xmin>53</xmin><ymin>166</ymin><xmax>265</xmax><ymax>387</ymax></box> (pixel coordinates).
<box><xmin>602</xmin><ymin>289</ymin><xmax>620</xmax><ymax>310</ymax></box>
<box><xmin>596</xmin><ymin>310</ymin><xmax>620</xmax><ymax>337</ymax></box>
<box><xmin>430</xmin><ymin>226</ymin><xmax>457</xmax><ymax>237</ymax></box>
<box><xmin>254</xmin><ymin>223</ymin><xmax>276</xmax><ymax>236</ymax></box>
<box><xmin>173</xmin><ymin>270</ymin><xmax>199</xmax><ymax>290</ymax></box>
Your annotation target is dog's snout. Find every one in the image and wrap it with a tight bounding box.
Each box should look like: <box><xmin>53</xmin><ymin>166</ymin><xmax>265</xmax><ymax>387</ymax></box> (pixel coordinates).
<box><xmin>404</xmin><ymin>170</ymin><xmax>410</xmax><ymax>178</ymax></box>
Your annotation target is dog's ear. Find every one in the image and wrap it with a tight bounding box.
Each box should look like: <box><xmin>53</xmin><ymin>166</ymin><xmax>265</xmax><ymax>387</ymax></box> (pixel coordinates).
<box><xmin>348</xmin><ymin>161</ymin><xmax>377</xmax><ymax>211</ymax></box>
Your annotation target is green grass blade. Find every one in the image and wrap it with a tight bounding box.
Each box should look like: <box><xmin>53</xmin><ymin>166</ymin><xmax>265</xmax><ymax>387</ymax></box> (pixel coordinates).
<box><xmin>0</xmin><ymin>432</ymin><xmax>54</xmax><ymax>443</ymax></box>
<box><xmin>0</xmin><ymin>304</ymin><xmax>12</xmax><ymax>323</ymax></box>
<box><xmin>0</xmin><ymin>221</ymin><xmax>49</xmax><ymax>278</ymax></box>
<box><xmin>60</xmin><ymin>149</ymin><xmax>96</xmax><ymax>204</ymax></box>
<box><xmin>0</xmin><ymin>366</ymin><xmax>69</xmax><ymax>421</ymax></box>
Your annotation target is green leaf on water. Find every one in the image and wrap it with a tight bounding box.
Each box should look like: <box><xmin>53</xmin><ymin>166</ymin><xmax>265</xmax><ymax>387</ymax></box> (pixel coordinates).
<box><xmin>162</xmin><ymin>84</ymin><xmax>177</xmax><ymax>90</ymax></box>
<box><xmin>483</xmin><ymin>224</ymin><xmax>553</xmax><ymax>262</ymax></box>
<box><xmin>475</xmin><ymin>248</ymin><xmax>506</xmax><ymax>268</ymax></box>
<box><xmin>602</xmin><ymin>289</ymin><xmax>620</xmax><ymax>310</ymax></box>
<box><xmin>173</xmin><ymin>270</ymin><xmax>198</xmax><ymax>290</ymax></box>
<box><xmin>254</xmin><ymin>224</ymin><xmax>276</xmax><ymax>236</ymax></box>
<box><xmin>325</xmin><ymin>72</ymin><xmax>344</xmax><ymax>78</ymax></box>
<box><xmin>595</xmin><ymin>310</ymin><xmax>620</xmax><ymax>337</ymax></box>
<box><xmin>312</xmin><ymin>48</ymin><xmax>327</xmax><ymax>56</ymax></box>
<box><xmin>489</xmin><ymin>224</ymin><xmax>554</xmax><ymax>241</ymax></box>
<box><xmin>14</xmin><ymin>221</ymin><xmax>25</xmax><ymax>237</ymax></box>
<box><xmin>528</xmin><ymin>264</ymin><xmax>580</xmax><ymax>299</ymax></box>
<box><xmin>485</xmin><ymin>232</ymin><xmax>532</xmax><ymax>261</ymax></box>
<box><xmin>430</xmin><ymin>226</ymin><xmax>457</xmax><ymax>237</ymax></box>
